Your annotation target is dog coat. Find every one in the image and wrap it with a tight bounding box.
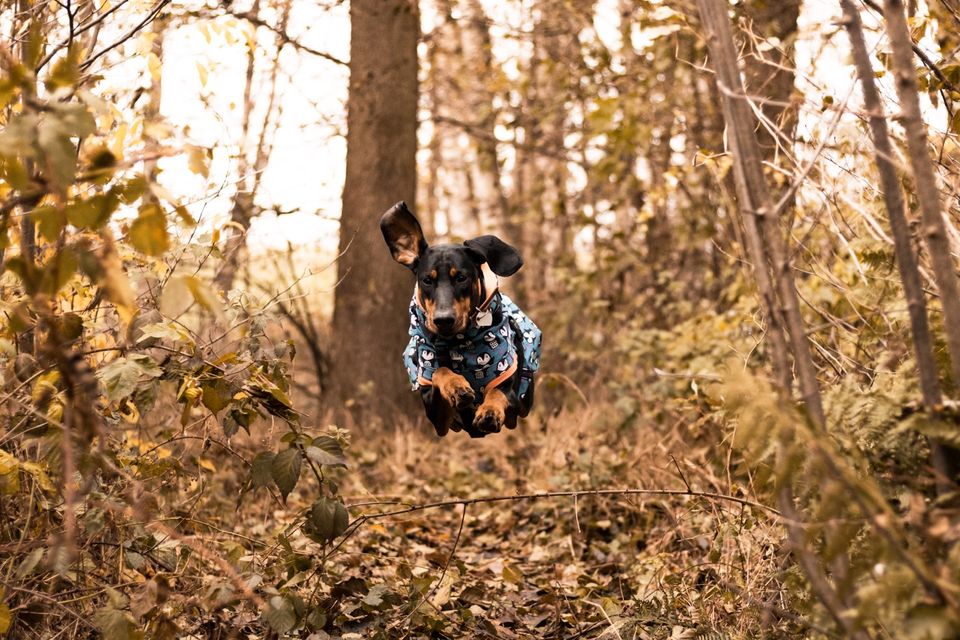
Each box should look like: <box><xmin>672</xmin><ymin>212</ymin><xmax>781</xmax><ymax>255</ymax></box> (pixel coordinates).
<box><xmin>402</xmin><ymin>271</ymin><xmax>541</xmax><ymax>406</ymax></box>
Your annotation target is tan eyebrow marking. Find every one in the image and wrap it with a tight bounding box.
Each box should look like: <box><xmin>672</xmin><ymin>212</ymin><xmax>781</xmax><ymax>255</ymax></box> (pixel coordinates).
<box><xmin>450</xmin><ymin>267</ymin><xmax>458</xmax><ymax>278</ymax></box>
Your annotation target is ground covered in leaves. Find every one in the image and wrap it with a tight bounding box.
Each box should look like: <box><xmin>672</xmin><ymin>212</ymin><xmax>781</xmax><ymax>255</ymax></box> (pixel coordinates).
<box><xmin>249</xmin><ymin>399</ymin><xmax>794</xmax><ymax>640</ymax></box>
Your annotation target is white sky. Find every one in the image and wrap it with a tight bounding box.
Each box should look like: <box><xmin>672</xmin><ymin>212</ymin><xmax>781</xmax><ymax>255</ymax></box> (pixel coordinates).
<box><xmin>143</xmin><ymin>0</ymin><xmax>948</xmax><ymax>255</ymax></box>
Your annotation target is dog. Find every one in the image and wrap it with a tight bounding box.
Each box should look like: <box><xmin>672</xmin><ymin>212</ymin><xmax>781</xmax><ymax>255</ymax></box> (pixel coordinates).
<box><xmin>380</xmin><ymin>201</ymin><xmax>542</xmax><ymax>438</ymax></box>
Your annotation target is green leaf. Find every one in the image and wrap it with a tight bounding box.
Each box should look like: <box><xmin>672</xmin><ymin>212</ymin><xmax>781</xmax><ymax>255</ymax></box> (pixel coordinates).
<box><xmin>263</xmin><ymin>596</ymin><xmax>297</xmax><ymax>634</ymax></box>
<box><xmin>114</xmin><ymin>175</ymin><xmax>147</xmax><ymax>205</ymax></box>
<box><xmin>39</xmin><ymin>247</ymin><xmax>78</xmax><ymax>295</ymax></box>
<box><xmin>304</xmin><ymin>497</ymin><xmax>349</xmax><ymax>544</ymax></box>
<box><xmin>65</xmin><ymin>193</ymin><xmax>120</xmax><ymax>229</ymax></box>
<box><xmin>271</xmin><ymin>448</ymin><xmax>301</xmax><ymax>501</ymax></box>
<box><xmin>200</xmin><ymin>377</ymin><xmax>232</xmax><ymax>414</ymax></box>
<box><xmin>31</xmin><ymin>205</ymin><xmax>65</xmax><ymax>241</ymax></box>
<box><xmin>305</xmin><ymin>436</ymin><xmax>347</xmax><ymax>468</ymax></box>
<box><xmin>128</xmin><ymin>203</ymin><xmax>169</xmax><ymax>256</ymax></box>
<box><xmin>97</xmin><ymin>354</ymin><xmax>163</xmax><ymax>403</ymax></box>
<box><xmin>45</xmin><ymin>46</ymin><xmax>81</xmax><ymax>91</ymax></box>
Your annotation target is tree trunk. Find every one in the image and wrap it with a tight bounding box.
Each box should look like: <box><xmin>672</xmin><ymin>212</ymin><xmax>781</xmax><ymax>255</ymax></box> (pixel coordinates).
<box><xmin>328</xmin><ymin>0</ymin><xmax>419</xmax><ymax>422</ymax></box>
<box><xmin>739</xmin><ymin>0</ymin><xmax>801</xmax><ymax>168</ymax></box>
<box><xmin>842</xmin><ymin>0</ymin><xmax>957</xmax><ymax>491</ymax></box>
<box><xmin>694</xmin><ymin>0</ymin><xmax>790</xmax><ymax>398</ymax></box>
<box><xmin>883</xmin><ymin>0</ymin><xmax>960</xmax><ymax>395</ymax></box>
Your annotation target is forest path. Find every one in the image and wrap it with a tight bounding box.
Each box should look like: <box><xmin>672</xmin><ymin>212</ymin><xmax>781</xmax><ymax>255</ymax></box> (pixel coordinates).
<box><xmin>316</xmin><ymin>406</ymin><xmax>781</xmax><ymax>638</ymax></box>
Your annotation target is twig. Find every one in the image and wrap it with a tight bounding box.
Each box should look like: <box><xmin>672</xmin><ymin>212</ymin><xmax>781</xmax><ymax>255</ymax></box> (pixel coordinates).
<box><xmin>861</xmin><ymin>0</ymin><xmax>960</xmax><ymax>96</ymax></box>
<box><xmin>346</xmin><ymin>487</ymin><xmax>780</xmax><ymax>521</ymax></box>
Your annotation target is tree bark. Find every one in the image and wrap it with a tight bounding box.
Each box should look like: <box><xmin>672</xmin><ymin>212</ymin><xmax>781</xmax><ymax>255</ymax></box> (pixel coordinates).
<box><xmin>739</xmin><ymin>0</ymin><xmax>801</xmax><ymax>168</ymax></box>
<box><xmin>883</xmin><ymin>0</ymin><xmax>960</xmax><ymax>395</ymax></box>
<box><xmin>842</xmin><ymin>0</ymin><xmax>957</xmax><ymax>491</ymax></box>
<box><xmin>328</xmin><ymin>0</ymin><xmax>420</xmax><ymax>422</ymax></box>
<box><xmin>697</xmin><ymin>0</ymin><xmax>804</xmax><ymax>402</ymax></box>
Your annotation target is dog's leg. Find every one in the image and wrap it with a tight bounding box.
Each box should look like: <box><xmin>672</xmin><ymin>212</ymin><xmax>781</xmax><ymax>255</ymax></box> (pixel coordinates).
<box><xmin>474</xmin><ymin>387</ymin><xmax>509</xmax><ymax>434</ymax></box>
<box><xmin>432</xmin><ymin>367</ymin><xmax>475</xmax><ymax>411</ymax></box>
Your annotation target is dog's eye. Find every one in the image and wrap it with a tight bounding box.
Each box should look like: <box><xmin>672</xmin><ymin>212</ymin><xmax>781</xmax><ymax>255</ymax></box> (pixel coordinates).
<box><xmin>421</xmin><ymin>276</ymin><xmax>434</xmax><ymax>286</ymax></box>
<box><xmin>455</xmin><ymin>273</ymin><xmax>469</xmax><ymax>283</ymax></box>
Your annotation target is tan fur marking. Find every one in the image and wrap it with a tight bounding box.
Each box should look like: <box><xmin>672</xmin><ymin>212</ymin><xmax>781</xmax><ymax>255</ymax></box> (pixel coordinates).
<box><xmin>433</xmin><ymin>367</ymin><xmax>474</xmax><ymax>408</ymax></box>
<box><xmin>450</xmin><ymin>267</ymin><xmax>457</xmax><ymax>278</ymax></box>
<box><xmin>422</xmin><ymin>297</ymin><xmax>438</xmax><ymax>334</ymax></box>
<box><xmin>475</xmin><ymin>387</ymin><xmax>508</xmax><ymax>431</ymax></box>
<box><xmin>453</xmin><ymin>296</ymin><xmax>471</xmax><ymax>333</ymax></box>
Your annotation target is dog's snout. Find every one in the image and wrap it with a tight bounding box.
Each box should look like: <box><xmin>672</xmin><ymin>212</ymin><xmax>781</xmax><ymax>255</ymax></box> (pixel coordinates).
<box><xmin>433</xmin><ymin>312</ymin><xmax>456</xmax><ymax>332</ymax></box>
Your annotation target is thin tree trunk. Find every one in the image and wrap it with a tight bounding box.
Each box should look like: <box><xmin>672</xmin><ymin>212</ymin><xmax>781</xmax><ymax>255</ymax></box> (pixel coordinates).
<box><xmin>701</xmin><ymin>0</ymin><xmax>825</xmax><ymax>427</ymax></box>
<box><xmin>696</xmin><ymin>0</ymin><xmax>799</xmax><ymax>402</ymax></box>
<box><xmin>883</xmin><ymin>0</ymin><xmax>960</xmax><ymax>393</ymax></box>
<box><xmin>16</xmin><ymin>0</ymin><xmax>36</xmax><ymax>356</ymax></box>
<box><xmin>842</xmin><ymin>0</ymin><xmax>956</xmax><ymax>491</ymax></box>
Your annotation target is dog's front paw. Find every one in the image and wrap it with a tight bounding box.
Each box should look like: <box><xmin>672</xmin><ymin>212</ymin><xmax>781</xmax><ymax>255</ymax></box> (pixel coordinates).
<box><xmin>434</xmin><ymin>368</ymin><xmax>475</xmax><ymax>411</ymax></box>
<box><xmin>473</xmin><ymin>403</ymin><xmax>504</xmax><ymax>434</ymax></box>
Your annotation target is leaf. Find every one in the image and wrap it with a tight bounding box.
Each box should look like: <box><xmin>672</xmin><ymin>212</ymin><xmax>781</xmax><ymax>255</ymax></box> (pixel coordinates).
<box><xmin>97</xmin><ymin>232</ymin><xmax>136</xmax><ymax>324</ymax></box>
<box><xmin>93</xmin><ymin>606</ymin><xmax>137</xmax><ymax>640</ymax></box>
<box><xmin>249</xmin><ymin>452</ymin><xmax>275</xmax><ymax>490</ymax></box>
<box><xmin>54</xmin><ymin>312</ymin><xmax>84</xmax><ymax>342</ymax></box>
<box><xmin>0</xmin><ymin>450</ymin><xmax>20</xmax><ymax>495</ymax></box>
<box><xmin>15</xmin><ymin>547</ymin><xmax>44</xmax><ymax>579</ymax></box>
<box><xmin>187</xmin><ymin>145</ymin><xmax>210</xmax><ymax>178</ymax></box>
<box><xmin>271</xmin><ymin>448</ymin><xmax>302</xmax><ymax>500</ymax></box>
<box><xmin>97</xmin><ymin>354</ymin><xmax>163</xmax><ymax>403</ymax></box>
<box><xmin>160</xmin><ymin>275</ymin><xmax>223</xmax><ymax>319</ymax></box>
<box><xmin>304</xmin><ymin>497</ymin><xmax>349</xmax><ymax>544</ymax></box>
<box><xmin>136</xmin><ymin>321</ymin><xmax>193</xmax><ymax>345</ymax></box>
<box><xmin>31</xmin><ymin>205</ymin><xmax>66</xmax><ymax>241</ymax></box>
<box><xmin>263</xmin><ymin>596</ymin><xmax>297</xmax><ymax>634</ymax></box>
<box><xmin>305</xmin><ymin>436</ymin><xmax>347</xmax><ymax>468</ymax></box>
<box><xmin>0</xmin><ymin>603</ymin><xmax>9</xmax><ymax>634</ymax></box>
<box><xmin>183</xmin><ymin>275</ymin><xmax>223</xmax><ymax>317</ymax></box>
<box><xmin>65</xmin><ymin>193</ymin><xmax>120</xmax><ymax>229</ymax></box>
<box><xmin>39</xmin><ymin>247</ymin><xmax>78</xmax><ymax>295</ymax></box>
<box><xmin>128</xmin><ymin>203</ymin><xmax>169</xmax><ymax>256</ymax></box>
<box><xmin>200</xmin><ymin>377</ymin><xmax>232</xmax><ymax>414</ymax></box>
<box><xmin>159</xmin><ymin>276</ymin><xmax>191</xmax><ymax>318</ymax></box>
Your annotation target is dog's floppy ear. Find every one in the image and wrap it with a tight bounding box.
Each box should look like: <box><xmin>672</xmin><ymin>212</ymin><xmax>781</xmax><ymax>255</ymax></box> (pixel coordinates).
<box><xmin>380</xmin><ymin>201</ymin><xmax>427</xmax><ymax>270</ymax></box>
<box><xmin>464</xmin><ymin>235</ymin><xmax>523</xmax><ymax>276</ymax></box>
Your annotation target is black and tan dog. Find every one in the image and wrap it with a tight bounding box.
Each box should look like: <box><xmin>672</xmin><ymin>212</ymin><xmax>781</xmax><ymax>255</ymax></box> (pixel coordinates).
<box><xmin>380</xmin><ymin>202</ymin><xmax>542</xmax><ymax>437</ymax></box>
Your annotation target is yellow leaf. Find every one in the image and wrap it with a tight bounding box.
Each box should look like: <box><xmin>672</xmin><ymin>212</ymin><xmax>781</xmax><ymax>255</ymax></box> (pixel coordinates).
<box><xmin>98</xmin><ymin>231</ymin><xmax>136</xmax><ymax>324</ymax></box>
<box><xmin>0</xmin><ymin>450</ymin><xmax>20</xmax><ymax>495</ymax></box>
<box><xmin>0</xmin><ymin>602</ymin><xmax>11</xmax><ymax>634</ymax></box>
<box><xmin>196</xmin><ymin>62</ymin><xmax>208</xmax><ymax>88</ymax></box>
<box><xmin>197</xmin><ymin>458</ymin><xmax>216</xmax><ymax>472</ymax></box>
<box><xmin>128</xmin><ymin>203</ymin><xmax>170</xmax><ymax>256</ymax></box>
<box><xmin>187</xmin><ymin>145</ymin><xmax>210</xmax><ymax>178</ymax></box>
<box><xmin>21</xmin><ymin>462</ymin><xmax>56</xmax><ymax>493</ymax></box>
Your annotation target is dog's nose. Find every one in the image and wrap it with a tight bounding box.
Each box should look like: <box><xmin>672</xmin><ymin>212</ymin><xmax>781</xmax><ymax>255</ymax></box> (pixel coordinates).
<box><xmin>433</xmin><ymin>313</ymin><xmax>456</xmax><ymax>332</ymax></box>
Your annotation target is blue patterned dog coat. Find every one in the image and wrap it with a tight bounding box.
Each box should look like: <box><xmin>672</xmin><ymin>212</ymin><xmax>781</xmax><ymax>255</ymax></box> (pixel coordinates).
<box><xmin>403</xmin><ymin>288</ymin><xmax>541</xmax><ymax>406</ymax></box>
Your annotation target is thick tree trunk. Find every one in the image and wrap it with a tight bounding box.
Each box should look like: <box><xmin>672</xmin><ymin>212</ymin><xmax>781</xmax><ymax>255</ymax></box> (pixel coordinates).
<box><xmin>328</xmin><ymin>0</ymin><xmax>419</xmax><ymax>422</ymax></box>
<box><xmin>739</xmin><ymin>0</ymin><xmax>801</xmax><ymax>167</ymax></box>
<box><xmin>842</xmin><ymin>0</ymin><xmax>957</xmax><ymax>491</ymax></box>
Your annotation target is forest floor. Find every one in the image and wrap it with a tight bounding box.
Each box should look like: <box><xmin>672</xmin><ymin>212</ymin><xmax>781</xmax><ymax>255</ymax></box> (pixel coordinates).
<box><xmin>263</xmin><ymin>393</ymin><xmax>793</xmax><ymax>639</ymax></box>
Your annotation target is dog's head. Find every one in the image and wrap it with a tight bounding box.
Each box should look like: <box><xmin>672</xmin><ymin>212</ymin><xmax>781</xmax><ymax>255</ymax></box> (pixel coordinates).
<box><xmin>380</xmin><ymin>201</ymin><xmax>522</xmax><ymax>337</ymax></box>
